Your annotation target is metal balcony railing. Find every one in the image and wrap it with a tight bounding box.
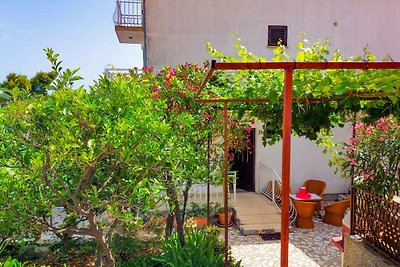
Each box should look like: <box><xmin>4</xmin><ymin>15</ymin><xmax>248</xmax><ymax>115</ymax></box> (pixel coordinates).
<box><xmin>259</xmin><ymin>163</ymin><xmax>297</xmax><ymax>224</ymax></box>
<box><xmin>113</xmin><ymin>0</ymin><xmax>143</xmax><ymax>27</ymax></box>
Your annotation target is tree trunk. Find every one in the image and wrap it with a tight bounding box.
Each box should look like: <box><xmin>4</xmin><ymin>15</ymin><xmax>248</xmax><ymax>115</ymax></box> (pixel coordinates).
<box><xmin>86</xmin><ymin>211</ymin><xmax>115</xmax><ymax>267</ymax></box>
<box><xmin>95</xmin><ymin>248</ymin><xmax>103</xmax><ymax>267</ymax></box>
<box><xmin>97</xmin><ymin>235</ymin><xmax>115</xmax><ymax>267</ymax></box>
<box><xmin>164</xmin><ymin>175</ymin><xmax>185</xmax><ymax>247</ymax></box>
<box><xmin>165</xmin><ymin>212</ymin><xmax>174</xmax><ymax>238</ymax></box>
<box><xmin>181</xmin><ymin>181</ymin><xmax>192</xmax><ymax>223</ymax></box>
<box><xmin>173</xmin><ymin>196</ymin><xmax>185</xmax><ymax>247</ymax></box>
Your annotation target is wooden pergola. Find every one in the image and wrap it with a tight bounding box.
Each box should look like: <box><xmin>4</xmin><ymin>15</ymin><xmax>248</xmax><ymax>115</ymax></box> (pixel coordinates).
<box><xmin>196</xmin><ymin>60</ymin><xmax>400</xmax><ymax>267</ymax></box>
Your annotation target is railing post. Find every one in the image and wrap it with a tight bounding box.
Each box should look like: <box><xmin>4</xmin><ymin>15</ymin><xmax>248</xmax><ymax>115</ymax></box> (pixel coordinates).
<box><xmin>272</xmin><ymin>175</ymin><xmax>275</xmax><ymax>204</ymax></box>
<box><xmin>350</xmin><ymin>187</ymin><xmax>356</xmax><ymax>234</ymax></box>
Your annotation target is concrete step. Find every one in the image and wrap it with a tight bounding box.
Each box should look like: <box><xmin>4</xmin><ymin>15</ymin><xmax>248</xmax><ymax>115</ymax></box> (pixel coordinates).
<box><xmin>235</xmin><ymin>207</ymin><xmax>279</xmax><ymax>215</ymax></box>
<box><xmin>238</xmin><ymin>214</ymin><xmax>281</xmax><ymax>225</ymax></box>
<box><xmin>234</xmin><ymin>191</ymin><xmax>282</xmax><ymax>236</ymax></box>
<box><xmin>239</xmin><ymin>223</ymin><xmax>281</xmax><ymax>235</ymax></box>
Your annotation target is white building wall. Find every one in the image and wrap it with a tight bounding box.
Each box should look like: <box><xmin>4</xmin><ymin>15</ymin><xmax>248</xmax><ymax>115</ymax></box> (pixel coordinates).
<box><xmin>146</xmin><ymin>0</ymin><xmax>400</xmax><ymax>70</ymax></box>
<box><xmin>144</xmin><ymin>0</ymin><xmax>399</xmax><ymax>194</ymax></box>
<box><xmin>253</xmin><ymin>122</ymin><xmax>352</xmax><ymax>194</ymax></box>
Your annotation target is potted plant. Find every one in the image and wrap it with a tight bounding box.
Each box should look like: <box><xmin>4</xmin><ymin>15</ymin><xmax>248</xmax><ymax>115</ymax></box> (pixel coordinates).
<box><xmin>187</xmin><ymin>202</ymin><xmax>208</xmax><ymax>227</ymax></box>
<box><xmin>214</xmin><ymin>202</ymin><xmax>233</xmax><ymax>226</ymax></box>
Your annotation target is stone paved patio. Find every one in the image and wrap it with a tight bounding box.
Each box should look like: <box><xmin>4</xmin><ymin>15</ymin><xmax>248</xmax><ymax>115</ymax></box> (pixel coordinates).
<box><xmin>228</xmin><ymin>216</ymin><xmax>342</xmax><ymax>267</ymax></box>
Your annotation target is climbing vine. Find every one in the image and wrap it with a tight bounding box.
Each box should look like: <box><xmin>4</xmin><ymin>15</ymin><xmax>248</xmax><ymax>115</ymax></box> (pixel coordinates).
<box><xmin>205</xmin><ymin>36</ymin><xmax>400</xmax><ymax>145</ymax></box>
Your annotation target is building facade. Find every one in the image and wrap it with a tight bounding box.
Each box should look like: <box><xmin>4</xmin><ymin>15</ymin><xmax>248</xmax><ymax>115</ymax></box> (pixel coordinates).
<box><xmin>114</xmin><ymin>0</ymin><xmax>400</xmax><ymax>194</ymax></box>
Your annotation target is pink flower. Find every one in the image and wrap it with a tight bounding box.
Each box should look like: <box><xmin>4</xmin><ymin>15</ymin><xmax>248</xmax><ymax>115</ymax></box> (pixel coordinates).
<box><xmin>344</xmin><ymin>145</ymin><xmax>354</xmax><ymax>152</ymax></box>
<box><xmin>354</xmin><ymin>122</ymin><xmax>365</xmax><ymax>130</ymax></box>
<box><xmin>379</xmin><ymin>137</ymin><xmax>384</xmax><ymax>142</ymax></box>
<box><xmin>365</xmin><ymin>125</ymin><xmax>374</xmax><ymax>136</ymax></box>
<box><xmin>202</xmin><ymin>113</ymin><xmax>210</xmax><ymax>120</ymax></box>
<box><xmin>348</xmin><ymin>137</ymin><xmax>356</xmax><ymax>144</ymax></box>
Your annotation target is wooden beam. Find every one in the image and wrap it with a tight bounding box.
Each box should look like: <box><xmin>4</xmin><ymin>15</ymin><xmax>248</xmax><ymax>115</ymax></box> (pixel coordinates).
<box><xmin>195</xmin><ymin>95</ymin><xmax>399</xmax><ymax>104</ymax></box>
<box><xmin>213</xmin><ymin>61</ymin><xmax>400</xmax><ymax>71</ymax></box>
<box><xmin>281</xmin><ymin>68</ymin><xmax>293</xmax><ymax>267</ymax></box>
<box><xmin>196</xmin><ymin>60</ymin><xmax>216</xmax><ymax>98</ymax></box>
<box><xmin>223</xmin><ymin>101</ymin><xmax>229</xmax><ymax>267</ymax></box>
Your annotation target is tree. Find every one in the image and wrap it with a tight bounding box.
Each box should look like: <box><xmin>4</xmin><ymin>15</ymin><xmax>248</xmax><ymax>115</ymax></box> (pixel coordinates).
<box><xmin>0</xmin><ymin>51</ymin><xmax>167</xmax><ymax>266</ymax></box>
<box><xmin>0</xmin><ymin>70</ymin><xmax>56</xmax><ymax>105</ymax></box>
<box><xmin>0</xmin><ymin>49</ymin><xmax>249</xmax><ymax>266</ymax></box>
<box><xmin>30</xmin><ymin>71</ymin><xmax>57</xmax><ymax>94</ymax></box>
<box><xmin>126</xmin><ymin>64</ymin><xmax>251</xmax><ymax>246</ymax></box>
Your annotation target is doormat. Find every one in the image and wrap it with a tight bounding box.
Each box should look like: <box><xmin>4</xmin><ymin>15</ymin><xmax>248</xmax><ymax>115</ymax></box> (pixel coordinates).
<box><xmin>259</xmin><ymin>232</ymin><xmax>281</xmax><ymax>241</ymax></box>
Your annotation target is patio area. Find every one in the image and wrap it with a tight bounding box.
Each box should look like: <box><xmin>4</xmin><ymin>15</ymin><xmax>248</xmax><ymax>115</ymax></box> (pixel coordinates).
<box><xmin>229</xmin><ymin>207</ymin><xmax>342</xmax><ymax>267</ymax></box>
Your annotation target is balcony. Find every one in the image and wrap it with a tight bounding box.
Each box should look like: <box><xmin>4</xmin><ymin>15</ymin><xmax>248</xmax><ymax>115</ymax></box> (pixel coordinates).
<box><xmin>113</xmin><ymin>0</ymin><xmax>144</xmax><ymax>44</ymax></box>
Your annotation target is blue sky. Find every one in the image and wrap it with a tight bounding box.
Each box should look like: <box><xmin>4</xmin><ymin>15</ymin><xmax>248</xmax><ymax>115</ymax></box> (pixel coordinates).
<box><xmin>0</xmin><ymin>0</ymin><xmax>143</xmax><ymax>87</ymax></box>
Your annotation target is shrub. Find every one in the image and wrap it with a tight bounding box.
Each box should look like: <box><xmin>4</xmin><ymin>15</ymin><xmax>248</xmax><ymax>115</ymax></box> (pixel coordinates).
<box><xmin>111</xmin><ymin>235</ymin><xmax>161</xmax><ymax>267</ymax></box>
<box><xmin>186</xmin><ymin>203</ymin><xmax>208</xmax><ymax>218</ymax></box>
<box><xmin>154</xmin><ymin>226</ymin><xmax>241</xmax><ymax>267</ymax></box>
<box><xmin>340</xmin><ymin>115</ymin><xmax>400</xmax><ymax>199</ymax></box>
<box><xmin>0</xmin><ymin>257</ymin><xmax>26</xmax><ymax>267</ymax></box>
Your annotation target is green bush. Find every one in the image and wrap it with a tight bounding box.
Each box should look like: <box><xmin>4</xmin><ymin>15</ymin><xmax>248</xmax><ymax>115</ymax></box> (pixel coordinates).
<box><xmin>111</xmin><ymin>235</ymin><xmax>161</xmax><ymax>266</ymax></box>
<box><xmin>186</xmin><ymin>203</ymin><xmax>208</xmax><ymax>218</ymax></box>
<box><xmin>0</xmin><ymin>257</ymin><xmax>26</xmax><ymax>267</ymax></box>
<box><xmin>154</xmin><ymin>227</ymin><xmax>223</xmax><ymax>267</ymax></box>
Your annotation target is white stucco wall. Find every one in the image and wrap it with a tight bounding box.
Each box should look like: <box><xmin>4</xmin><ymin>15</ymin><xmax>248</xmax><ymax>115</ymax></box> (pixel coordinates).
<box><xmin>146</xmin><ymin>0</ymin><xmax>400</xmax><ymax>70</ymax></box>
<box><xmin>253</xmin><ymin>122</ymin><xmax>352</xmax><ymax>194</ymax></box>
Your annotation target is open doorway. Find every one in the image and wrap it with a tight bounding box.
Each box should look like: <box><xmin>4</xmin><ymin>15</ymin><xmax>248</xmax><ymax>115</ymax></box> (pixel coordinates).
<box><xmin>230</xmin><ymin>128</ymin><xmax>256</xmax><ymax>191</ymax></box>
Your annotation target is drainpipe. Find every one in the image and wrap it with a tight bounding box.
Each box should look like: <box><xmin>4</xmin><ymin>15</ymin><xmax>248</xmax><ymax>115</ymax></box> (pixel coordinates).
<box><xmin>142</xmin><ymin>0</ymin><xmax>148</xmax><ymax>66</ymax></box>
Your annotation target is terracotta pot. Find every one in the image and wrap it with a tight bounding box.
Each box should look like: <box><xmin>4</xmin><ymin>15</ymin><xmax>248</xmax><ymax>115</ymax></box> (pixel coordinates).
<box><xmin>162</xmin><ymin>215</ymin><xmax>178</xmax><ymax>228</ymax></box>
<box><xmin>193</xmin><ymin>216</ymin><xmax>208</xmax><ymax>227</ymax></box>
<box><xmin>218</xmin><ymin>212</ymin><xmax>232</xmax><ymax>225</ymax></box>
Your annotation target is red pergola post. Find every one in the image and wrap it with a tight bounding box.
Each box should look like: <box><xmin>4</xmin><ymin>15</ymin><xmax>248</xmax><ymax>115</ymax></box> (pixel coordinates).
<box><xmin>281</xmin><ymin>68</ymin><xmax>293</xmax><ymax>267</ymax></box>
<box><xmin>223</xmin><ymin>101</ymin><xmax>229</xmax><ymax>267</ymax></box>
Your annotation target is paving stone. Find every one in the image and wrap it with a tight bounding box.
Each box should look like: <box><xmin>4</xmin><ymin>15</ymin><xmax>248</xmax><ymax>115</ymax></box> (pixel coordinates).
<box><xmin>227</xmin><ymin>207</ymin><xmax>342</xmax><ymax>267</ymax></box>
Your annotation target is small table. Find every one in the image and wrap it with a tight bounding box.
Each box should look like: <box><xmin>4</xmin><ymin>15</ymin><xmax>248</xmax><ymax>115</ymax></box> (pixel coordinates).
<box><xmin>290</xmin><ymin>193</ymin><xmax>322</xmax><ymax>217</ymax></box>
<box><xmin>290</xmin><ymin>193</ymin><xmax>322</xmax><ymax>201</ymax></box>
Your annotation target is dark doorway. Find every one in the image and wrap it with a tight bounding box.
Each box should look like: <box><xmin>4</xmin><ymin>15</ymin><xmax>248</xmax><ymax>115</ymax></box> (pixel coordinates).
<box><xmin>230</xmin><ymin>128</ymin><xmax>256</xmax><ymax>191</ymax></box>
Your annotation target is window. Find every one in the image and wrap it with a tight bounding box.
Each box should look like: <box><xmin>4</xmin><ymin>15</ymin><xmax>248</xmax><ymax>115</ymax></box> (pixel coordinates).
<box><xmin>268</xmin><ymin>25</ymin><xmax>288</xmax><ymax>47</ymax></box>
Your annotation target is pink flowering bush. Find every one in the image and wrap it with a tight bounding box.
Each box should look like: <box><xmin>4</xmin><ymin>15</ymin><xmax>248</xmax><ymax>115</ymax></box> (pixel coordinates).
<box><xmin>342</xmin><ymin>116</ymin><xmax>400</xmax><ymax>199</ymax></box>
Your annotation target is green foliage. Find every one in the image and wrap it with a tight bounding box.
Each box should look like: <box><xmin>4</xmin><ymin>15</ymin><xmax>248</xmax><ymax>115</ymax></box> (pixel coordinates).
<box><xmin>44</xmin><ymin>48</ymin><xmax>82</xmax><ymax>91</ymax></box>
<box><xmin>0</xmin><ymin>257</ymin><xmax>26</xmax><ymax>267</ymax></box>
<box><xmin>0</xmin><ymin>70</ymin><xmax>56</xmax><ymax>105</ymax></box>
<box><xmin>0</xmin><ymin>50</ymin><xmax>171</xmax><ymax>265</ymax></box>
<box><xmin>339</xmin><ymin>115</ymin><xmax>400</xmax><ymax>199</ymax></box>
<box><xmin>111</xmin><ymin>235</ymin><xmax>161</xmax><ymax>267</ymax></box>
<box><xmin>186</xmin><ymin>203</ymin><xmax>208</xmax><ymax>218</ymax></box>
<box><xmin>0</xmin><ymin>239</ymin><xmax>10</xmax><ymax>255</ymax></box>
<box><xmin>154</xmin><ymin>227</ymin><xmax>224</xmax><ymax>267</ymax></box>
<box><xmin>0</xmin><ymin>49</ymin><xmax>251</xmax><ymax>265</ymax></box>
<box><xmin>30</xmin><ymin>71</ymin><xmax>57</xmax><ymax>95</ymax></box>
<box><xmin>155</xmin><ymin>226</ymin><xmax>241</xmax><ymax>267</ymax></box>
<box><xmin>206</xmin><ymin>36</ymin><xmax>400</xmax><ymax>145</ymax></box>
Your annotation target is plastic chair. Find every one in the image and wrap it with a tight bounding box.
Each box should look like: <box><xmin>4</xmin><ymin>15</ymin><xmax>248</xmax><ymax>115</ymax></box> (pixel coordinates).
<box><xmin>293</xmin><ymin>200</ymin><xmax>317</xmax><ymax>229</ymax></box>
<box><xmin>304</xmin><ymin>179</ymin><xmax>326</xmax><ymax>215</ymax></box>
<box><xmin>322</xmin><ymin>199</ymin><xmax>351</xmax><ymax>226</ymax></box>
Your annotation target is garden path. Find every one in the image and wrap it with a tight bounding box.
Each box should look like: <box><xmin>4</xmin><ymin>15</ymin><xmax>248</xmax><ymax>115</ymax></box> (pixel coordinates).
<box><xmin>229</xmin><ymin>207</ymin><xmax>342</xmax><ymax>266</ymax></box>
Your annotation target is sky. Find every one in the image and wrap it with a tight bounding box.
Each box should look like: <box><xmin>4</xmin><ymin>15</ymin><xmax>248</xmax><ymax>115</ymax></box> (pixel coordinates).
<box><xmin>0</xmin><ymin>0</ymin><xmax>143</xmax><ymax>87</ymax></box>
